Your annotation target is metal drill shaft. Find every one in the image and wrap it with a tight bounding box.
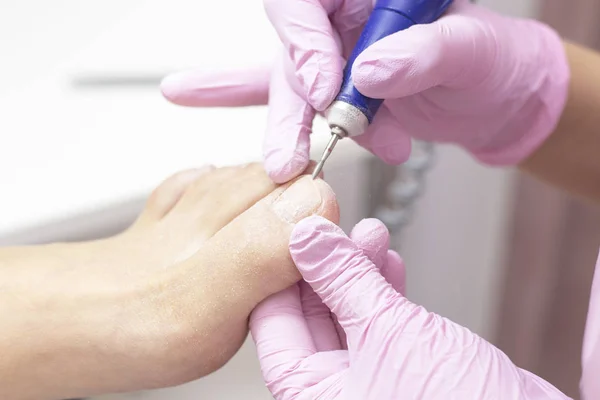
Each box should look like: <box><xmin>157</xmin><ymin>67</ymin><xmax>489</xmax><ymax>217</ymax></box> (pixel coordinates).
<box><xmin>312</xmin><ymin>129</ymin><xmax>343</xmax><ymax>179</ymax></box>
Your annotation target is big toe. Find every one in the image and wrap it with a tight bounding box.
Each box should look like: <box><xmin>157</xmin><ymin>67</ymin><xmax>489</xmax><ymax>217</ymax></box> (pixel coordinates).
<box><xmin>170</xmin><ymin>163</ymin><xmax>278</xmax><ymax>239</ymax></box>
<box><xmin>153</xmin><ymin>176</ymin><xmax>339</xmax><ymax>378</ymax></box>
<box><xmin>191</xmin><ymin>176</ymin><xmax>339</xmax><ymax>313</ymax></box>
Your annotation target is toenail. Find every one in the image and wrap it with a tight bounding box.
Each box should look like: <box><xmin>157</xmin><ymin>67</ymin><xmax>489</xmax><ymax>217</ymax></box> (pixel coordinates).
<box><xmin>272</xmin><ymin>176</ymin><xmax>334</xmax><ymax>223</ymax></box>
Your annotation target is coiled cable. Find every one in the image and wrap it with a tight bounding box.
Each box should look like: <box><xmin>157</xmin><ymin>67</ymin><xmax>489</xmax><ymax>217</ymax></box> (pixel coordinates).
<box><xmin>374</xmin><ymin>140</ymin><xmax>435</xmax><ymax>235</ymax></box>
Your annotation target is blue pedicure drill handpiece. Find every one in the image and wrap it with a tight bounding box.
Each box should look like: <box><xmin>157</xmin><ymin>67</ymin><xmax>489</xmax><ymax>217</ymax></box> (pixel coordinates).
<box><xmin>312</xmin><ymin>0</ymin><xmax>454</xmax><ymax>178</ymax></box>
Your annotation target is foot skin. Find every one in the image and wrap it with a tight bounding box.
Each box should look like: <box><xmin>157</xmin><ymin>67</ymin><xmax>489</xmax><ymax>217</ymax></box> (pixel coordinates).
<box><xmin>0</xmin><ymin>163</ymin><xmax>339</xmax><ymax>400</ymax></box>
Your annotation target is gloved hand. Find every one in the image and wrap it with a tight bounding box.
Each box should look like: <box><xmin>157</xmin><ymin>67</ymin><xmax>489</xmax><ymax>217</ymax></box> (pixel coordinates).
<box><xmin>161</xmin><ymin>0</ymin><xmax>569</xmax><ymax>184</ymax></box>
<box><xmin>250</xmin><ymin>215</ymin><xmax>571</xmax><ymax>399</ymax></box>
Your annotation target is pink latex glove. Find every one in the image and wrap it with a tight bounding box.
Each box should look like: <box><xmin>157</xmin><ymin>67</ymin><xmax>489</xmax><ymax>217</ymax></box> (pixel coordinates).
<box><xmin>161</xmin><ymin>0</ymin><xmax>569</xmax><ymax>183</ymax></box>
<box><xmin>250</xmin><ymin>215</ymin><xmax>571</xmax><ymax>399</ymax></box>
<box><xmin>581</xmin><ymin>252</ymin><xmax>600</xmax><ymax>399</ymax></box>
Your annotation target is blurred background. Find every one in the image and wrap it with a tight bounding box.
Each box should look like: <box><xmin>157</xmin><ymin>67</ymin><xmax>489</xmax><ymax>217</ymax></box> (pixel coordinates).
<box><xmin>0</xmin><ymin>0</ymin><xmax>596</xmax><ymax>399</ymax></box>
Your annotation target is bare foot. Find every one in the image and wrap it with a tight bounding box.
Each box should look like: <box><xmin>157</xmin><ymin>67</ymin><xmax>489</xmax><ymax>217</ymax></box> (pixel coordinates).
<box><xmin>0</xmin><ymin>163</ymin><xmax>339</xmax><ymax>400</ymax></box>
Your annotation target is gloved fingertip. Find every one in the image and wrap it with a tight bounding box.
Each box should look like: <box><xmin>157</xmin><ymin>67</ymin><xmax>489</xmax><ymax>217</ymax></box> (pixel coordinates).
<box><xmin>263</xmin><ymin>148</ymin><xmax>310</xmax><ymax>184</ymax></box>
<box><xmin>350</xmin><ymin>219</ymin><xmax>390</xmax><ymax>265</ymax></box>
<box><xmin>373</xmin><ymin>143</ymin><xmax>411</xmax><ymax>165</ymax></box>
<box><xmin>381</xmin><ymin>250</ymin><xmax>406</xmax><ymax>296</ymax></box>
<box><xmin>351</xmin><ymin>57</ymin><xmax>393</xmax><ymax>99</ymax></box>
<box><xmin>350</xmin><ymin>218</ymin><xmax>389</xmax><ymax>241</ymax></box>
<box><xmin>290</xmin><ymin>216</ymin><xmax>349</xmax><ymax>274</ymax></box>
<box><xmin>160</xmin><ymin>72</ymin><xmax>189</xmax><ymax>104</ymax></box>
<box><xmin>352</xmin><ymin>24</ymin><xmax>443</xmax><ymax>99</ymax></box>
<box><xmin>291</xmin><ymin>215</ymin><xmax>341</xmax><ymax>243</ymax></box>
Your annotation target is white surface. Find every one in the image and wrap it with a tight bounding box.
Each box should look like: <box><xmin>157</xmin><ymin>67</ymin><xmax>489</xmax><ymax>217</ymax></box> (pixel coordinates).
<box><xmin>0</xmin><ymin>0</ymin><xmax>344</xmax><ymax>237</ymax></box>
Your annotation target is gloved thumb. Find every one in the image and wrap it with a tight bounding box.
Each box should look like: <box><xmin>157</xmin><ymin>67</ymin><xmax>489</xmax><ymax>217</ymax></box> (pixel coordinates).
<box><xmin>289</xmin><ymin>216</ymin><xmax>401</xmax><ymax>335</ymax></box>
<box><xmin>352</xmin><ymin>11</ymin><xmax>493</xmax><ymax>98</ymax></box>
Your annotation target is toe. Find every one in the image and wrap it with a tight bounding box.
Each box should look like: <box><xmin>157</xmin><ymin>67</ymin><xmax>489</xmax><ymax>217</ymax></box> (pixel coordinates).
<box><xmin>134</xmin><ymin>166</ymin><xmax>214</xmax><ymax>227</ymax></box>
<box><xmin>183</xmin><ymin>175</ymin><xmax>340</xmax><ymax>317</ymax></box>
<box><xmin>150</xmin><ymin>175</ymin><xmax>339</xmax><ymax>374</ymax></box>
<box><xmin>169</xmin><ymin>163</ymin><xmax>278</xmax><ymax>238</ymax></box>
